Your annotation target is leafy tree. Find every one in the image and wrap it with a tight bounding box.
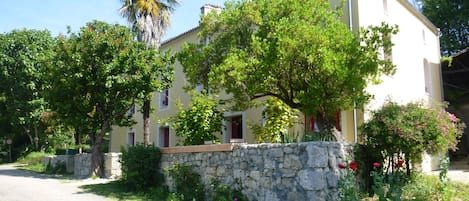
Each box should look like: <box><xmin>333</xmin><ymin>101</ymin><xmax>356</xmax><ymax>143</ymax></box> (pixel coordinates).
<box><xmin>422</xmin><ymin>0</ymin><xmax>468</xmax><ymax>56</ymax></box>
<box><xmin>172</xmin><ymin>91</ymin><xmax>223</xmax><ymax>145</ymax></box>
<box><xmin>0</xmin><ymin>29</ymin><xmax>56</xmax><ymax>151</ymax></box>
<box><xmin>120</xmin><ymin>0</ymin><xmax>179</xmax><ymax>146</ymax></box>
<box><xmin>44</xmin><ymin>21</ymin><xmax>174</xmax><ymax>176</ymax></box>
<box><xmin>178</xmin><ymin>0</ymin><xmax>397</xmax><ymax>133</ymax></box>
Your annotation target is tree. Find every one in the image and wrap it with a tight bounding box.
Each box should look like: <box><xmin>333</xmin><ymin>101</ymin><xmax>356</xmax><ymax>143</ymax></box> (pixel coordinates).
<box><xmin>422</xmin><ymin>0</ymin><xmax>468</xmax><ymax>56</ymax></box>
<box><xmin>44</xmin><ymin>21</ymin><xmax>174</xmax><ymax>176</ymax></box>
<box><xmin>178</xmin><ymin>0</ymin><xmax>397</xmax><ymax>133</ymax></box>
<box><xmin>0</xmin><ymin>29</ymin><xmax>56</xmax><ymax>151</ymax></box>
<box><xmin>120</xmin><ymin>0</ymin><xmax>179</xmax><ymax>146</ymax></box>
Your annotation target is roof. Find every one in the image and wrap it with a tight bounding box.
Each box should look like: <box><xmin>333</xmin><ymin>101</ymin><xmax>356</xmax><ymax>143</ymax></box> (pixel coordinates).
<box><xmin>161</xmin><ymin>26</ymin><xmax>200</xmax><ymax>47</ymax></box>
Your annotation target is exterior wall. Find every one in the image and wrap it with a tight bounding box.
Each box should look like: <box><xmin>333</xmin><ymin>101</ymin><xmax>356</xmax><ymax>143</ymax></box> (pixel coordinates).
<box><xmin>161</xmin><ymin>142</ymin><xmax>354</xmax><ymax>201</ymax></box>
<box><xmin>357</xmin><ymin>0</ymin><xmax>442</xmax><ymax>115</ymax></box>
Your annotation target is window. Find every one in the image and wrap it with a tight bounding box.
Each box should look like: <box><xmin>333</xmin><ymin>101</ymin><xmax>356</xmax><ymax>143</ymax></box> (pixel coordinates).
<box><xmin>223</xmin><ymin>112</ymin><xmax>245</xmax><ymax>143</ymax></box>
<box><xmin>127</xmin><ymin>132</ymin><xmax>135</xmax><ymax>146</ymax></box>
<box><xmin>195</xmin><ymin>84</ymin><xmax>204</xmax><ymax>93</ymax></box>
<box><xmin>423</xmin><ymin>59</ymin><xmax>432</xmax><ymax>94</ymax></box>
<box><xmin>158</xmin><ymin>126</ymin><xmax>170</xmax><ymax>147</ymax></box>
<box><xmin>126</xmin><ymin>105</ymin><xmax>135</xmax><ymax>116</ymax></box>
<box><xmin>383</xmin><ymin>0</ymin><xmax>389</xmax><ymax>15</ymax></box>
<box><xmin>422</xmin><ymin>30</ymin><xmax>426</xmax><ymax>45</ymax></box>
<box><xmin>309</xmin><ymin>111</ymin><xmax>341</xmax><ymax>132</ymax></box>
<box><xmin>229</xmin><ymin>116</ymin><xmax>243</xmax><ymax>139</ymax></box>
<box><xmin>159</xmin><ymin>88</ymin><xmax>169</xmax><ymax>108</ymax></box>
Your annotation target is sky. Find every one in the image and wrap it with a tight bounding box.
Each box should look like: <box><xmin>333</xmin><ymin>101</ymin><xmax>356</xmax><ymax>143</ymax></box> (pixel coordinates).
<box><xmin>0</xmin><ymin>0</ymin><xmax>226</xmax><ymax>41</ymax></box>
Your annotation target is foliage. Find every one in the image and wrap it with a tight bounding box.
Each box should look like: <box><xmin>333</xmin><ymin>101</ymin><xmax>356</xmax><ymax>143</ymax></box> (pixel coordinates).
<box><xmin>44</xmin><ymin>20</ymin><xmax>174</xmax><ymax>176</ymax></box>
<box><xmin>251</xmin><ymin>97</ymin><xmax>300</xmax><ymax>143</ymax></box>
<box><xmin>178</xmin><ymin>0</ymin><xmax>398</xmax><ymax>132</ymax></box>
<box><xmin>120</xmin><ymin>144</ymin><xmax>164</xmax><ymax>190</ymax></box>
<box><xmin>371</xmin><ymin>161</ymin><xmax>408</xmax><ymax>201</ymax></box>
<box><xmin>422</xmin><ymin>0</ymin><xmax>468</xmax><ymax>56</ymax></box>
<box><xmin>166</xmin><ymin>163</ymin><xmax>205</xmax><ymax>201</ymax></box>
<box><xmin>208</xmin><ymin>178</ymin><xmax>248</xmax><ymax>201</ymax></box>
<box><xmin>45</xmin><ymin>160</ymin><xmax>68</xmax><ymax>175</ymax></box>
<box><xmin>360</xmin><ymin>101</ymin><xmax>464</xmax><ymax>170</ymax></box>
<box><xmin>17</xmin><ymin>151</ymin><xmax>50</xmax><ymax>165</ymax></box>
<box><xmin>172</xmin><ymin>92</ymin><xmax>223</xmax><ymax>145</ymax></box>
<box><xmin>0</xmin><ymin>29</ymin><xmax>56</xmax><ymax>151</ymax></box>
<box><xmin>338</xmin><ymin>161</ymin><xmax>361</xmax><ymax>201</ymax></box>
<box><xmin>438</xmin><ymin>156</ymin><xmax>451</xmax><ymax>200</ymax></box>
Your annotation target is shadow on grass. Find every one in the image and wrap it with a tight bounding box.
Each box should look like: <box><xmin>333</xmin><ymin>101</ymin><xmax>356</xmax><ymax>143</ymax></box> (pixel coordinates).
<box><xmin>80</xmin><ymin>181</ymin><xmax>177</xmax><ymax>201</ymax></box>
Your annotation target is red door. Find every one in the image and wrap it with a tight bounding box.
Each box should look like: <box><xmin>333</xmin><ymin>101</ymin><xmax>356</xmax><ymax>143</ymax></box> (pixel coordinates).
<box><xmin>231</xmin><ymin>116</ymin><xmax>242</xmax><ymax>139</ymax></box>
<box><xmin>163</xmin><ymin>127</ymin><xmax>169</xmax><ymax>147</ymax></box>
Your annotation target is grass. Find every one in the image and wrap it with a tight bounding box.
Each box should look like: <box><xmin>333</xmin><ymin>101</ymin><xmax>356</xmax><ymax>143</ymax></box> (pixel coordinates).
<box><xmin>361</xmin><ymin>173</ymin><xmax>469</xmax><ymax>200</ymax></box>
<box><xmin>80</xmin><ymin>181</ymin><xmax>180</xmax><ymax>201</ymax></box>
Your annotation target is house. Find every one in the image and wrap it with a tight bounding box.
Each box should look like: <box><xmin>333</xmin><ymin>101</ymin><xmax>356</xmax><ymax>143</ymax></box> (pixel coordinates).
<box><xmin>109</xmin><ymin>0</ymin><xmax>442</xmax><ymax>153</ymax></box>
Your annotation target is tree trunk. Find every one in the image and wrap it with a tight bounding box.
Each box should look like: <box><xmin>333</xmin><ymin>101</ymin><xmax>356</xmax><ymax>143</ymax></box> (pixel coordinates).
<box><xmin>91</xmin><ymin>120</ymin><xmax>109</xmax><ymax>177</ymax></box>
<box><xmin>143</xmin><ymin>98</ymin><xmax>151</xmax><ymax>146</ymax></box>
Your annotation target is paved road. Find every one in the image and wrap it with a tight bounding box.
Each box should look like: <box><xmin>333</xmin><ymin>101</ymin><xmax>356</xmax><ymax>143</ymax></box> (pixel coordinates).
<box><xmin>0</xmin><ymin>164</ymin><xmax>111</xmax><ymax>201</ymax></box>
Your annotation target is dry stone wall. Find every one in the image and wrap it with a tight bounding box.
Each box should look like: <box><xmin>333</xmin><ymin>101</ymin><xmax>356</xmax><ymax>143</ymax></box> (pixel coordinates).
<box><xmin>160</xmin><ymin>142</ymin><xmax>353</xmax><ymax>201</ymax></box>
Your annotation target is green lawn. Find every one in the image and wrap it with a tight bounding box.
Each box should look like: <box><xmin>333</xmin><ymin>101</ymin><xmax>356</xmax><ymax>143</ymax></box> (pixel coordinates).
<box><xmin>80</xmin><ymin>181</ymin><xmax>180</xmax><ymax>201</ymax></box>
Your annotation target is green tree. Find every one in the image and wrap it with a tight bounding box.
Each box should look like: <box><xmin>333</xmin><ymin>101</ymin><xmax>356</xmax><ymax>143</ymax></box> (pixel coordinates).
<box><xmin>120</xmin><ymin>0</ymin><xmax>179</xmax><ymax>146</ymax></box>
<box><xmin>44</xmin><ymin>21</ymin><xmax>174</xmax><ymax>176</ymax></box>
<box><xmin>422</xmin><ymin>0</ymin><xmax>468</xmax><ymax>56</ymax></box>
<box><xmin>172</xmin><ymin>91</ymin><xmax>223</xmax><ymax>145</ymax></box>
<box><xmin>0</xmin><ymin>29</ymin><xmax>56</xmax><ymax>152</ymax></box>
<box><xmin>178</xmin><ymin>0</ymin><xmax>397</xmax><ymax>133</ymax></box>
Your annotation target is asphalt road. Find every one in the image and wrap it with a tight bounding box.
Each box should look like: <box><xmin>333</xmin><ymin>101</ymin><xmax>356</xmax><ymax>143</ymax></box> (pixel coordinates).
<box><xmin>0</xmin><ymin>164</ymin><xmax>110</xmax><ymax>201</ymax></box>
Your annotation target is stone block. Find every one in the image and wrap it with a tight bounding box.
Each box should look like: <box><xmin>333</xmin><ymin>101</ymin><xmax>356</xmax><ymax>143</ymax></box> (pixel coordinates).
<box><xmin>306</xmin><ymin>145</ymin><xmax>328</xmax><ymax>168</ymax></box>
<box><xmin>297</xmin><ymin>169</ymin><xmax>325</xmax><ymax>191</ymax></box>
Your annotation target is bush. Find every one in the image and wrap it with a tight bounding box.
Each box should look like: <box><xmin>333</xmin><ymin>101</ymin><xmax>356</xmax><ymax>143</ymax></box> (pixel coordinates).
<box><xmin>120</xmin><ymin>144</ymin><xmax>164</xmax><ymax>190</ymax></box>
<box><xmin>172</xmin><ymin>92</ymin><xmax>223</xmax><ymax>145</ymax></box>
<box><xmin>166</xmin><ymin>163</ymin><xmax>205</xmax><ymax>201</ymax></box>
<box><xmin>360</xmin><ymin>101</ymin><xmax>464</xmax><ymax>173</ymax></box>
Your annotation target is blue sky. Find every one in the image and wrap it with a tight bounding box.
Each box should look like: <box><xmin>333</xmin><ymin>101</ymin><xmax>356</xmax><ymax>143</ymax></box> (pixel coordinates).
<box><xmin>0</xmin><ymin>0</ymin><xmax>226</xmax><ymax>40</ymax></box>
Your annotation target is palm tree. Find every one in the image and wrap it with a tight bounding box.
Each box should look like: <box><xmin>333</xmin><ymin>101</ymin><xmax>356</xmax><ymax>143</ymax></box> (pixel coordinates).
<box><xmin>120</xmin><ymin>0</ymin><xmax>179</xmax><ymax>146</ymax></box>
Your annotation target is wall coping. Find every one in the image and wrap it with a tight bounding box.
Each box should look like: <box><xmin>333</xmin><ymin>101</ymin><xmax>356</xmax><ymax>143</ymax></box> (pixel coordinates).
<box><xmin>160</xmin><ymin>143</ymin><xmax>243</xmax><ymax>154</ymax></box>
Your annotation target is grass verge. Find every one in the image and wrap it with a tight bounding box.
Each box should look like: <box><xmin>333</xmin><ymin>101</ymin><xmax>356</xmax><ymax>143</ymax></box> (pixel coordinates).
<box><xmin>80</xmin><ymin>181</ymin><xmax>179</xmax><ymax>201</ymax></box>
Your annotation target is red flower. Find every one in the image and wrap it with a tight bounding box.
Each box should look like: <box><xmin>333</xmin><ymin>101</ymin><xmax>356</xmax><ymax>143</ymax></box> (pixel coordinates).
<box><xmin>349</xmin><ymin>161</ymin><xmax>358</xmax><ymax>171</ymax></box>
<box><xmin>373</xmin><ymin>162</ymin><xmax>381</xmax><ymax>168</ymax></box>
<box><xmin>338</xmin><ymin>163</ymin><xmax>347</xmax><ymax>169</ymax></box>
<box><xmin>396</xmin><ymin>159</ymin><xmax>404</xmax><ymax>168</ymax></box>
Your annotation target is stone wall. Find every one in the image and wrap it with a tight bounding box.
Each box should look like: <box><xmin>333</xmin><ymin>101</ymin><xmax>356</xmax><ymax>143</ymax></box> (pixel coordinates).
<box><xmin>41</xmin><ymin>155</ymin><xmax>74</xmax><ymax>173</ymax></box>
<box><xmin>160</xmin><ymin>142</ymin><xmax>353</xmax><ymax>201</ymax></box>
<box><xmin>104</xmin><ymin>152</ymin><xmax>122</xmax><ymax>179</ymax></box>
<box><xmin>74</xmin><ymin>154</ymin><xmax>92</xmax><ymax>178</ymax></box>
<box><xmin>42</xmin><ymin>153</ymin><xmax>121</xmax><ymax>179</ymax></box>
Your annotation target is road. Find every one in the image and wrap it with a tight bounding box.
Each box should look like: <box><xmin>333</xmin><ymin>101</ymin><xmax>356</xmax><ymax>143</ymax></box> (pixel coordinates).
<box><xmin>0</xmin><ymin>164</ymin><xmax>111</xmax><ymax>201</ymax></box>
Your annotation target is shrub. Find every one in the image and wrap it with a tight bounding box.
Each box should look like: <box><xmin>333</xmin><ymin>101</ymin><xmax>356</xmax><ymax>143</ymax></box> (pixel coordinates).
<box><xmin>172</xmin><ymin>92</ymin><xmax>223</xmax><ymax>145</ymax></box>
<box><xmin>166</xmin><ymin>163</ymin><xmax>205</xmax><ymax>201</ymax></box>
<box><xmin>120</xmin><ymin>144</ymin><xmax>164</xmax><ymax>190</ymax></box>
<box><xmin>360</xmin><ymin>101</ymin><xmax>464</xmax><ymax>173</ymax></box>
<box><xmin>208</xmin><ymin>178</ymin><xmax>248</xmax><ymax>201</ymax></box>
<box><xmin>251</xmin><ymin>97</ymin><xmax>300</xmax><ymax>143</ymax></box>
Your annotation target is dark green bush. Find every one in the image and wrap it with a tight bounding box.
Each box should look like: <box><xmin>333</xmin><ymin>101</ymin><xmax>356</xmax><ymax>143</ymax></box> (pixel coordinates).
<box><xmin>166</xmin><ymin>163</ymin><xmax>205</xmax><ymax>201</ymax></box>
<box><xmin>120</xmin><ymin>144</ymin><xmax>164</xmax><ymax>190</ymax></box>
<box><xmin>208</xmin><ymin>178</ymin><xmax>248</xmax><ymax>201</ymax></box>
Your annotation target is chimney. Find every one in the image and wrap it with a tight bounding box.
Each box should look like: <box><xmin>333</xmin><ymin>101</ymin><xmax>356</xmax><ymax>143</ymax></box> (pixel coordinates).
<box><xmin>200</xmin><ymin>4</ymin><xmax>222</xmax><ymax>15</ymax></box>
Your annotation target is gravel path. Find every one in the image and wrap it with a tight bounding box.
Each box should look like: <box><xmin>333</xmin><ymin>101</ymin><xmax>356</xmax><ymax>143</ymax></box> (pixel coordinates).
<box><xmin>0</xmin><ymin>164</ymin><xmax>111</xmax><ymax>201</ymax></box>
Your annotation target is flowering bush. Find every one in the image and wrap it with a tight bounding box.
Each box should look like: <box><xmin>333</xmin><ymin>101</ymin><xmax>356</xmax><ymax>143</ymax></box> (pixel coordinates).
<box><xmin>338</xmin><ymin>161</ymin><xmax>360</xmax><ymax>201</ymax></box>
<box><xmin>360</xmin><ymin>101</ymin><xmax>464</xmax><ymax>171</ymax></box>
